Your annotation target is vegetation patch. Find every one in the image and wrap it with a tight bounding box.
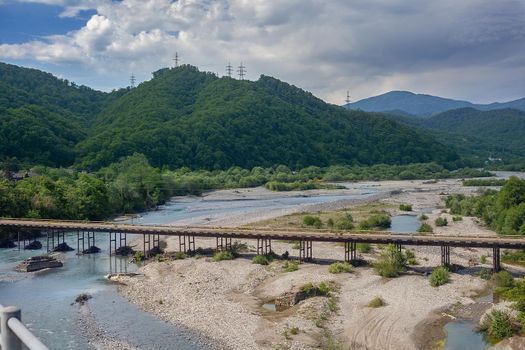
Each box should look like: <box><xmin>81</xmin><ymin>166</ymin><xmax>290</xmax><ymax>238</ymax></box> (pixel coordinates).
<box><xmin>357</xmin><ymin>243</ymin><xmax>372</xmax><ymax>253</ymax></box>
<box><xmin>282</xmin><ymin>261</ymin><xmax>299</xmax><ymax>272</ymax></box>
<box><xmin>367</xmin><ymin>296</ymin><xmax>385</xmax><ymax>308</ymax></box>
<box><xmin>373</xmin><ymin>244</ymin><xmax>407</xmax><ymax>277</ymax></box>
<box><xmin>399</xmin><ymin>204</ymin><xmax>413</xmax><ymax>211</ymax></box>
<box><xmin>265</xmin><ymin>181</ymin><xmax>344</xmax><ymax>192</ymax></box>
<box><xmin>418</xmin><ymin>223</ymin><xmax>433</xmax><ymax>233</ymax></box>
<box><xmin>434</xmin><ymin>217</ymin><xmax>448</xmax><ymax>227</ymax></box>
<box><xmin>502</xmin><ymin>250</ymin><xmax>525</xmax><ymax>267</ymax></box>
<box><xmin>213</xmin><ymin>250</ymin><xmax>235</xmax><ymax>262</ymax></box>
<box><xmin>463</xmin><ymin>179</ymin><xmax>507</xmax><ymax>187</ymax></box>
<box><xmin>328</xmin><ymin>262</ymin><xmax>353</xmax><ymax>274</ymax></box>
<box><xmin>429</xmin><ymin>266</ymin><xmax>450</xmax><ymax>287</ymax></box>
<box><xmin>358</xmin><ymin>213</ymin><xmax>391</xmax><ymax>230</ymax></box>
<box><xmin>303</xmin><ymin>215</ymin><xmax>322</xmax><ymax>228</ymax></box>
<box><xmin>479</xmin><ymin>310</ymin><xmax>515</xmax><ymax>342</ymax></box>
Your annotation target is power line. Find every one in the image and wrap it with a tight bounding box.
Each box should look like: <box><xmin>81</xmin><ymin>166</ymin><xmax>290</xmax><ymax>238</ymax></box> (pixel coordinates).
<box><xmin>130</xmin><ymin>73</ymin><xmax>136</xmax><ymax>88</ymax></box>
<box><xmin>237</xmin><ymin>62</ymin><xmax>246</xmax><ymax>80</ymax></box>
<box><xmin>226</xmin><ymin>62</ymin><xmax>233</xmax><ymax>78</ymax></box>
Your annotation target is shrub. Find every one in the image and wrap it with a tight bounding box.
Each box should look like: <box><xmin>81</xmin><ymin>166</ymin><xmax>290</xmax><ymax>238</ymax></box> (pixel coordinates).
<box><xmin>252</xmin><ymin>255</ymin><xmax>269</xmax><ymax>265</ymax></box>
<box><xmin>419</xmin><ymin>214</ymin><xmax>429</xmax><ymax>220</ymax></box>
<box><xmin>174</xmin><ymin>251</ymin><xmax>186</xmax><ymax>260</ymax></box>
<box><xmin>328</xmin><ymin>262</ymin><xmax>353</xmax><ymax>274</ymax></box>
<box><xmin>481</xmin><ymin>310</ymin><xmax>514</xmax><ymax>341</ymax></box>
<box><xmin>478</xmin><ymin>268</ymin><xmax>492</xmax><ymax>280</ymax></box>
<box><xmin>318</xmin><ymin>281</ymin><xmax>331</xmax><ymax>296</ymax></box>
<box><xmin>367</xmin><ymin>297</ymin><xmax>385</xmax><ymax>308</ymax></box>
<box><xmin>334</xmin><ymin>218</ymin><xmax>354</xmax><ymax>230</ymax></box>
<box><xmin>435</xmin><ymin>217</ymin><xmax>448</xmax><ymax>227</ymax></box>
<box><xmin>405</xmin><ymin>250</ymin><xmax>417</xmax><ymax>265</ymax></box>
<box><xmin>480</xmin><ymin>255</ymin><xmax>487</xmax><ymax>264</ymax></box>
<box><xmin>418</xmin><ymin>223</ymin><xmax>433</xmax><ymax>233</ymax></box>
<box><xmin>303</xmin><ymin>215</ymin><xmax>322</xmax><ymax>228</ymax></box>
<box><xmin>359</xmin><ymin>214</ymin><xmax>391</xmax><ymax>230</ymax></box>
<box><xmin>429</xmin><ymin>266</ymin><xmax>450</xmax><ymax>287</ymax></box>
<box><xmin>494</xmin><ymin>271</ymin><xmax>515</xmax><ymax>289</ymax></box>
<box><xmin>373</xmin><ymin>244</ymin><xmax>406</xmax><ymax>277</ymax></box>
<box><xmin>213</xmin><ymin>250</ymin><xmax>235</xmax><ymax>262</ymax></box>
<box><xmin>326</xmin><ymin>218</ymin><xmax>334</xmax><ymax>228</ymax></box>
<box><xmin>282</xmin><ymin>261</ymin><xmax>299</xmax><ymax>272</ymax></box>
<box><xmin>357</xmin><ymin>243</ymin><xmax>371</xmax><ymax>253</ymax></box>
<box><xmin>399</xmin><ymin>204</ymin><xmax>412</xmax><ymax>211</ymax></box>
<box><xmin>134</xmin><ymin>251</ymin><xmax>145</xmax><ymax>262</ymax></box>
<box><xmin>452</xmin><ymin>215</ymin><xmax>463</xmax><ymax>222</ymax></box>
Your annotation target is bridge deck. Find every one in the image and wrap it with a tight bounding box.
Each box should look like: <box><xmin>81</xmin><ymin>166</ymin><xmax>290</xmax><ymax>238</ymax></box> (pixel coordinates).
<box><xmin>1</xmin><ymin>219</ymin><xmax>525</xmax><ymax>249</ymax></box>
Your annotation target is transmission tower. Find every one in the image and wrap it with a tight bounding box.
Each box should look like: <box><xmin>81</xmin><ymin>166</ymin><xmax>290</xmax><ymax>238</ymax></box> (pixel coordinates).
<box><xmin>237</xmin><ymin>62</ymin><xmax>246</xmax><ymax>80</ymax></box>
<box><xmin>345</xmin><ymin>90</ymin><xmax>351</xmax><ymax>104</ymax></box>
<box><xmin>130</xmin><ymin>73</ymin><xmax>136</xmax><ymax>88</ymax></box>
<box><xmin>226</xmin><ymin>62</ymin><xmax>233</xmax><ymax>78</ymax></box>
<box><xmin>173</xmin><ymin>52</ymin><xmax>180</xmax><ymax>68</ymax></box>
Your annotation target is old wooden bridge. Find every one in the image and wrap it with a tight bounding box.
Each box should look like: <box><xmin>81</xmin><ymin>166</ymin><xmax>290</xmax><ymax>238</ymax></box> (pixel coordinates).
<box><xmin>2</xmin><ymin>218</ymin><xmax>525</xmax><ymax>271</ymax></box>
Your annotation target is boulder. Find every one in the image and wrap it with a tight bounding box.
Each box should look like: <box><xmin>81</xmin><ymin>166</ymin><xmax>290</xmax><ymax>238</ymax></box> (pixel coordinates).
<box><xmin>24</xmin><ymin>240</ymin><xmax>42</xmax><ymax>250</ymax></box>
<box><xmin>83</xmin><ymin>246</ymin><xmax>101</xmax><ymax>254</ymax></box>
<box><xmin>115</xmin><ymin>246</ymin><xmax>134</xmax><ymax>256</ymax></box>
<box><xmin>53</xmin><ymin>242</ymin><xmax>74</xmax><ymax>252</ymax></box>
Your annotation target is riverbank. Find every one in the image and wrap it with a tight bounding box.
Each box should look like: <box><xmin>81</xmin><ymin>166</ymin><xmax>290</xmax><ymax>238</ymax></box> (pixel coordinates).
<box><xmin>116</xmin><ymin>176</ymin><xmax>523</xmax><ymax>349</ymax></box>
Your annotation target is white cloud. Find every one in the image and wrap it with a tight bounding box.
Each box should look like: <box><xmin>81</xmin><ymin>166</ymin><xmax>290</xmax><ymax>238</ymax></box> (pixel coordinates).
<box><xmin>1</xmin><ymin>0</ymin><xmax>525</xmax><ymax>103</ymax></box>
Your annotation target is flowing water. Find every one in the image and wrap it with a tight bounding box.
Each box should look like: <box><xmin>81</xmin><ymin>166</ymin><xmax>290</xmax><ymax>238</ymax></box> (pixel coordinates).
<box><xmin>0</xmin><ymin>188</ymin><xmax>377</xmax><ymax>349</ymax></box>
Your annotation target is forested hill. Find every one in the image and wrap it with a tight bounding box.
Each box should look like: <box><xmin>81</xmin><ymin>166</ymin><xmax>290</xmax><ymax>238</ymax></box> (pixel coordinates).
<box><xmin>419</xmin><ymin>108</ymin><xmax>525</xmax><ymax>157</ymax></box>
<box><xmin>76</xmin><ymin>65</ymin><xmax>458</xmax><ymax>170</ymax></box>
<box><xmin>0</xmin><ymin>62</ymin><xmax>125</xmax><ymax>166</ymax></box>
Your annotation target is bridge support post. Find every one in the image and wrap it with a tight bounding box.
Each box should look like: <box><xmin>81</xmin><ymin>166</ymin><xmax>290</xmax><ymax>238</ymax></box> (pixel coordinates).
<box><xmin>109</xmin><ymin>232</ymin><xmax>117</xmax><ymax>255</ymax></box>
<box><xmin>492</xmin><ymin>247</ymin><xmax>501</xmax><ymax>272</ymax></box>
<box><xmin>143</xmin><ymin>234</ymin><xmax>151</xmax><ymax>258</ymax></box>
<box><xmin>256</xmin><ymin>238</ymin><xmax>271</xmax><ymax>255</ymax></box>
<box><xmin>395</xmin><ymin>243</ymin><xmax>402</xmax><ymax>253</ymax></box>
<box><xmin>77</xmin><ymin>231</ymin><xmax>85</xmax><ymax>254</ymax></box>
<box><xmin>344</xmin><ymin>242</ymin><xmax>357</xmax><ymax>262</ymax></box>
<box><xmin>440</xmin><ymin>245</ymin><xmax>450</xmax><ymax>267</ymax></box>
<box><xmin>299</xmin><ymin>240</ymin><xmax>312</xmax><ymax>263</ymax></box>
<box><xmin>88</xmin><ymin>231</ymin><xmax>95</xmax><ymax>249</ymax></box>
<box><xmin>180</xmin><ymin>235</ymin><xmax>196</xmax><ymax>254</ymax></box>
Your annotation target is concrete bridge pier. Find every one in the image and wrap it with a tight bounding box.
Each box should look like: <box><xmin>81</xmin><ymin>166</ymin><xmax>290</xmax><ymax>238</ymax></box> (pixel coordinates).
<box><xmin>440</xmin><ymin>245</ymin><xmax>451</xmax><ymax>266</ymax></box>
<box><xmin>299</xmin><ymin>240</ymin><xmax>312</xmax><ymax>262</ymax></box>
<box><xmin>344</xmin><ymin>241</ymin><xmax>357</xmax><ymax>262</ymax></box>
<box><xmin>492</xmin><ymin>247</ymin><xmax>501</xmax><ymax>272</ymax></box>
<box><xmin>256</xmin><ymin>238</ymin><xmax>271</xmax><ymax>255</ymax></box>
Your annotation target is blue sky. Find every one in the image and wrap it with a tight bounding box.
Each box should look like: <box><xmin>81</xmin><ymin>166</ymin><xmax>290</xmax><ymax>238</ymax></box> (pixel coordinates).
<box><xmin>0</xmin><ymin>0</ymin><xmax>524</xmax><ymax>104</ymax></box>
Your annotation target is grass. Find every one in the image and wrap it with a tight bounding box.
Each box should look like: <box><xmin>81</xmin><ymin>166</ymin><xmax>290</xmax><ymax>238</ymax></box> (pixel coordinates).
<box><xmin>357</xmin><ymin>242</ymin><xmax>372</xmax><ymax>253</ymax></box>
<box><xmin>399</xmin><ymin>204</ymin><xmax>412</xmax><ymax>211</ymax></box>
<box><xmin>303</xmin><ymin>215</ymin><xmax>322</xmax><ymax>228</ymax></box>
<box><xmin>174</xmin><ymin>251</ymin><xmax>186</xmax><ymax>260</ymax></box>
<box><xmin>252</xmin><ymin>254</ymin><xmax>269</xmax><ymax>265</ymax></box>
<box><xmin>480</xmin><ymin>255</ymin><xmax>487</xmax><ymax>264</ymax></box>
<box><xmin>367</xmin><ymin>296</ymin><xmax>385</xmax><ymax>308</ymax></box>
<box><xmin>358</xmin><ymin>213</ymin><xmax>391</xmax><ymax>230</ymax></box>
<box><xmin>502</xmin><ymin>250</ymin><xmax>525</xmax><ymax>267</ymax></box>
<box><xmin>418</xmin><ymin>223</ymin><xmax>433</xmax><ymax>233</ymax></box>
<box><xmin>435</xmin><ymin>217</ymin><xmax>448</xmax><ymax>227</ymax></box>
<box><xmin>452</xmin><ymin>215</ymin><xmax>463</xmax><ymax>222</ymax></box>
<box><xmin>213</xmin><ymin>250</ymin><xmax>235</xmax><ymax>262</ymax></box>
<box><xmin>282</xmin><ymin>261</ymin><xmax>299</xmax><ymax>272</ymax></box>
<box><xmin>328</xmin><ymin>261</ymin><xmax>353</xmax><ymax>274</ymax></box>
<box><xmin>429</xmin><ymin>266</ymin><xmax>450</xmax><ymax>287</ymax></box>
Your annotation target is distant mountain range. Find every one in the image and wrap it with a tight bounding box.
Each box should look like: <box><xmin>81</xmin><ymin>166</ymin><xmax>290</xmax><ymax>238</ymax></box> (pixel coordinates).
<box><xmin>345</xmin><ymin>91</ymin><xmax>525</xmax><ymax>117</ymax></box>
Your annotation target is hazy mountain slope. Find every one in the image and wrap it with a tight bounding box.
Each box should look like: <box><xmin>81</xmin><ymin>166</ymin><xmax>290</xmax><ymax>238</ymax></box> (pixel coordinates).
<box><xmin>345</xmin><ymin>91</ymin><xmax>525</xmax><ymax>116</ymax></box>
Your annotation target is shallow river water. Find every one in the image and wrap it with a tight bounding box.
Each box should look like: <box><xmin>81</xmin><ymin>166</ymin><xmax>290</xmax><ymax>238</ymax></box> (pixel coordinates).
<box><xmin>0</xmin><ymin>188</ymin><xmax>377</xmax><ymax>349</ymax></box>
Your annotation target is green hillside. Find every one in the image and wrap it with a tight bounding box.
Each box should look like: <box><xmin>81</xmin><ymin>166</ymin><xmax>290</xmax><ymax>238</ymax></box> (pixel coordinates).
<box><xmin>0</xmin><ymin>62</ymin><xmax>125</xmax><ymax>166</ymax></box>
<box><xmin>387</xmin><ymin>108</ymin><xmax>525</xmax><ymax>159</ymax></box>
<box><xmin>76</xmin><ymin>65</ymin><xmax>458</xmax><ymax>170</ymax></box>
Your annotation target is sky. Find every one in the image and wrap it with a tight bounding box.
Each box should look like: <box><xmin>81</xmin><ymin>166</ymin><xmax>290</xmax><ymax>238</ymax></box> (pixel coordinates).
<box><xmin>0</xmin><ymin>0</ymin><xmax>524</xmax><ymax>105</ymax></box>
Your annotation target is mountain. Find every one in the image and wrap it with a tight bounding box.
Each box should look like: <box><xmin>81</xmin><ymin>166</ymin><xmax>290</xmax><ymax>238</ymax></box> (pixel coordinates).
<box><xmin>76</xmin><ymin>65</ymin><xmax>458</xmax><ymax>170</ymax></box>
<box><xmin>345</xmin><ymin>91</ymin><xmax>525</xmax><ymax>117</ymax></box>
<box><xmin>386</xmin><ymin>108</ymin><xmax>525</xmax><ymax>158</ymax></box>
<box><xmin>0</xmin><ymin>62</ymin><xmax>124</xmax><ymax>166</ymax></box>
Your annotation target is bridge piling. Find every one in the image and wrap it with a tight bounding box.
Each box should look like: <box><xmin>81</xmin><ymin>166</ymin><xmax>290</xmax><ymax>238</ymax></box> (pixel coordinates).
<box><xmin>143</xmin><ymin>234</ymin><xmax>151</xmax><ymax>258</ymax></box>
<box><xmin>76</xmin><ymin>230</ymin><xmax>85</xmax><ymax>254</ymax></box>
<box><xmin>299</xmin><ymin>240</ymin><xmax>312</xmax><ymax>262</ymax></box>
<box><xmin>256</xmin><ymin>238</ymin><xmax>271</xmax><ymax>255</ymax></box>
<box><xmin>492</xmin><ymin>247</ymin><xmax>501</xmax><ymax>272</ymax></box>
<box><xmin>344</xmin><ymin>241</ymin><xmax>357</xmax><ymax>262</ymax></box>
<box><xmin>87</xmin><ymin>231</ymin><xmax>96</xmax><ymax>250</ymax></box>
<box><xmin>440</xmin><ymin>245</ymin><xmax>451</xmax><ymax>266</ymax></box>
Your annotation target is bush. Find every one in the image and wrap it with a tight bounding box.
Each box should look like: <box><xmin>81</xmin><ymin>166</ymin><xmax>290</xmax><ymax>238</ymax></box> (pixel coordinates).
<box><xmin>282</xmin><ymin>261</ymin><xmax>299</xmax><ymax>272</ymax></box>
<box><xmin>481</xmin><ymin>310</ymin><xmax>514</xmax><ymax>341</ymax></box>
<box><xmin>252</xmin><ymin>255</ymin><xmax>269</xmax><ymax>265</ymax></box>
<box><xmin>359</xmin><ymin>214</ymin><xmax>391</xmax><ymax>230</ymax></box>
<box><xmin>419</xmin><ymin>214</ymin><xmax>429</xmax><ymax>220</ymax></box>
<box><xmin>357</xmin><ymin>243</ymin><xmax>371</xmax><ymax>253</ymax></box>
<box><xmin>174</xmin><ymin>251</ymin><xmax>186</xmax><ymax>260</ymax></box>
<box><xmin>213</xmin><ymin>250</ymin><xmax>235</xmax><ymax>262</ymax></box>
<box><xmin>303</xmin><ymin>215</ymin><xmax>322</xmax><ymax>228</ymax></box>
<box><xmin>452</xmin><ymin>215</ymin><xmax>463</xmax><ymax>222</ymax></box>
<box><xmin>373</xmin><ymin>244</ymin><xmax>406</xmax><ymax>277</ymax></box>
<box><xmin>435</xmin><ymin>217</ymin><xmax>448</xmax><ymax>227</ymax></box>
<box><xmin>494</xmin><ymin>271</ymin><xmax>515</xmax><ymax>289</ymax></box>
<box><xmin>326</xmin><ymin>218</ymin><xmax>334</xmax><ymax>228</ymax></box>
<box><xmin>478</xmin><ymin>268</ymin><xmax>492</xmax><ymax>280</ymax></box>
<box><xmin>134</xmin><ymin>251</ymin><xmax>145</xmax><ymax>262</ymax></box>
<box><xmin>334</xmin><ymin>218</ymin><xmax>354</xmax><ymax>230</ymax></box>
<box><xmin>418</xmin><ymin>223</ymin><xmax>433</xmax><ymax>233</ymax></box>
<box><xmin>429</xmin><ymin>266</ymin><xmax>450</xmax><ymax>287</ymax></box>
<box><xmin>399</xmin><ymin>204</ymin><xmax>412</xmax><ymax>211</ymax></box>
<box><xmin>368</xmin><ymin>297</ymin><xmax>385</xmax><ymax>308</ymax></box>
<box><xmin>328</xmin><ymin>262</ymin><xmax>353</xmax><ymax>274</ymax></box>
<box><xmin>480</xmin><ymin>255</ymin><xmax>487</xmax><ymax>264</ymax></box>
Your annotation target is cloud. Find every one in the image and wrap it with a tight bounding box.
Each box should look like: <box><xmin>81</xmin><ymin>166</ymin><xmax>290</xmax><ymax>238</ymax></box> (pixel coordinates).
<box><xmin>1</xmin><ymin>0</ymin><xmax>524</xmax><ymax>103</ymax></box>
